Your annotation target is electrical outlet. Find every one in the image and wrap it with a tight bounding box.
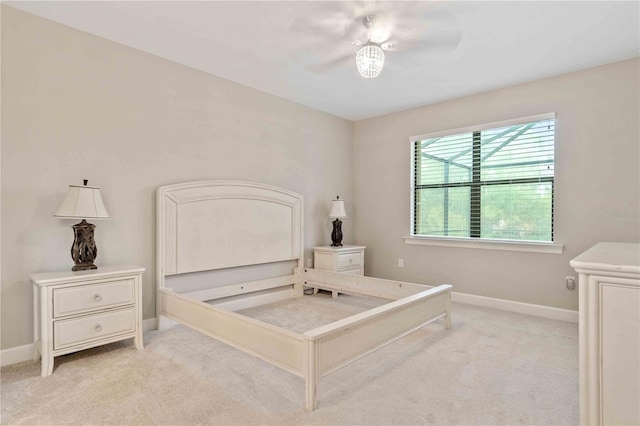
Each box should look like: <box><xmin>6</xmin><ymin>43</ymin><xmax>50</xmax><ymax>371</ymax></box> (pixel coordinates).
<box><xmin>565</xmin><ymin>276</ymin><xmax>576</xmax><ymax>290</ymax></box>
<box><xmin>398</xmin><ymin>258</ymin><xmax>404</xmax><ymax>268</ymax></box>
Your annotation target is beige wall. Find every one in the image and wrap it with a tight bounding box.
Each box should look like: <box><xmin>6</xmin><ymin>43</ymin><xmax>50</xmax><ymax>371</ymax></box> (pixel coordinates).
<box><xmin>353</xmin><ymin>58</ymin><xmax>640</xmax><ymax>311</ymax></box>
<box><xmin>1</xmin><ymin>7</ymin><xmax>353</xmax><ymax>349</ymax></box>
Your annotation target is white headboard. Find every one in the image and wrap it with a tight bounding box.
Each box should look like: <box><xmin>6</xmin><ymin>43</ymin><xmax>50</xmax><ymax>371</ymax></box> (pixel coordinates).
<box><xmin>157</xmin><ymin>181</ymin><xmax>304</xmax><ymax>289</ymax></box>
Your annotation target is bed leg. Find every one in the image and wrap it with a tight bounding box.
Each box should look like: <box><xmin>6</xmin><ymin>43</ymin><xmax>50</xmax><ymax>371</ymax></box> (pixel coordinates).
<box><xmin>305</xmin><ymin>377</ymin><xmax>317</xmax><ymax>411</ymax></box>
<box><xmin>304</xmin><ymin>338</ymin><xmax>319</xmax><ymax>411</ymax></box>
<box><xmin>444</xmin><ymin>292</ymin><xmax>452</xmax><ymax>330</ymax></box>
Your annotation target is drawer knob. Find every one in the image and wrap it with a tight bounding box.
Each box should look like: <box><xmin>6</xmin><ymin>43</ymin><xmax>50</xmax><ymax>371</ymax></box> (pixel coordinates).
<box><xmin>94</xmin><ymin>294</ymin><xmax>102</xmax><ymax>302</ymax></box>
<box><xmin>94</xmin><ymin>324</ymin><xmax>103</xmax><ymax>332</ymax></box>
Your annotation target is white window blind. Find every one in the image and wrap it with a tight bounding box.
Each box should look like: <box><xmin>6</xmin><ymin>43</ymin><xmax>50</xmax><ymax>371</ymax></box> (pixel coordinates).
<box><xmin>412</xmin><ymin>114</ymin><xmax>555</xmax><ymax>242</ymax></box>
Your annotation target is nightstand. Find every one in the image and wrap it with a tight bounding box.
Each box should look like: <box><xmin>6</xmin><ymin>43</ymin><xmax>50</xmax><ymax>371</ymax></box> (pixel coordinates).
<box><xmin>30</xmin><ymin>265</ymin><xmax>145</xmax><ymax>377</ymax></box>
<box><xmin>313</xmin><ymin>245</ymin><xmax>366</xmax><ymax>297</ymax></box>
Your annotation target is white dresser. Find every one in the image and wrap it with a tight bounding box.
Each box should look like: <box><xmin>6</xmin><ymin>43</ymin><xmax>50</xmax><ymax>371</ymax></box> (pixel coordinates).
<box><xmin>570</xmin><ymin>242</ymin><xmax>640</xmax><ymax>426</ymax></box>
<box><xmin>30</xmin><ymin>265</ymin><xmax>145</xmax><ymax>377</ymax></box>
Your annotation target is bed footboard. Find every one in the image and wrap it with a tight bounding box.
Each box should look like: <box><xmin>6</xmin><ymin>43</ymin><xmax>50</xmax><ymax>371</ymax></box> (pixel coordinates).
<box><xmin>302</xmin><ymin>284</ymin><xmax>452</xmax><ymax>411</ymax></box>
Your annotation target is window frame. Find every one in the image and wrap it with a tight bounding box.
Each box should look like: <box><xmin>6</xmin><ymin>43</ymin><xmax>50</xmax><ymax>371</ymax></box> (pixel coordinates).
<box><xmin>407</xmin><ymin>112</ymin><xmax>563</xmax><ymax>254</ymax></box>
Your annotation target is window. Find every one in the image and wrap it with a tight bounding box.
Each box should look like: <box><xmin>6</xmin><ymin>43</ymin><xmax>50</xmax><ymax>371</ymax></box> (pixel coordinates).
<box><xmin>411</xmin><ymin>114</ymin><xmax>555</xmax><ymax>243</ymax></box>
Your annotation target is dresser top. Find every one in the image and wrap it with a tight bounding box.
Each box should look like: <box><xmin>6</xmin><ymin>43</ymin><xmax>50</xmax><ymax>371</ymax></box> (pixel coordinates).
<box><xmin>570</xmin><ymin>242</ymin><xmax>639</xmax><ymax>275</ymax></box>
<box><xmin>30</xmin><ymin>265</ymin><xmax>145</xmax><ymax>285</ymax></box>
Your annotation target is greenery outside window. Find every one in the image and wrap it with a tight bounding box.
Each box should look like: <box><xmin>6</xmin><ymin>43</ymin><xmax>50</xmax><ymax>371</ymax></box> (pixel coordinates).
<box><xmin>411</xmin><ymin>113</ymin><xmax>555</xmax><ymax>243</ymax></box>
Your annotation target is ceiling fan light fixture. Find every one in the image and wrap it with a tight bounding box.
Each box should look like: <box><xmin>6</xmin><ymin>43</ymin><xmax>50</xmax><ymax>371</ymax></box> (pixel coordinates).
<box><xmin>356</xmin><ymin>43</ymin><xmax>385</xmax><ymax>78</ymax></box>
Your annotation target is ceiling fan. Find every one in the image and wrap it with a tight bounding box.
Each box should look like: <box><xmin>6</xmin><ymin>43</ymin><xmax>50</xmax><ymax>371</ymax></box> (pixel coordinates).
<box><xmin>353</xmin><ymin>15</ymin><xmax>392</xmax><ymax>78</ymax></box>
<box><xmin>287</xmin><ymin>3</ymin><xmax>461</xmax><ymax>79</ymax></box>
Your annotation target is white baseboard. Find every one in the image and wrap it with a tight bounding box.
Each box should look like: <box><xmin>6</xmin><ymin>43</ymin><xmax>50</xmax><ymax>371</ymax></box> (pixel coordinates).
<box><xmin>451</xmin><ymin>291</ymin><xmax>578</xmax><ymax>323</ymax></box>
<box><xmin>142</xmin><ymin>317</ymin><xmax>158</xmax><ymax>332</ymax></box>
<box><xmin>0</xmin><ymin>343</ymin><xmax>34</xmax><ymax>367</ymax></box>
<box><xmin>1</xmin><ymin>318</ymin><xmax>160</xmax><ymax>367</ymax></box>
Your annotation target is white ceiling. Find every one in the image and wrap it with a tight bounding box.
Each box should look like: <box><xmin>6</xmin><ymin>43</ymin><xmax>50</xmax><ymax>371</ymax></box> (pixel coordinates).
<box><xmin>6</xmin><ymin>1</ymin><xmax>639</xmax><ymax>121</ymax></box>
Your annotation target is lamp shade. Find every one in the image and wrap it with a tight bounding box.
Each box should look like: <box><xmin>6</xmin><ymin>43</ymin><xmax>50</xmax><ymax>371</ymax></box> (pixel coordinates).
<box><xmin>329</xmin><ymin>197</ymin><xmax>347</xmax><ymax>218</ymax></box>
<box><xmin>54</xmin><ymin>184</ymin><xmax>110</xmax><ymax>220</ymax></box>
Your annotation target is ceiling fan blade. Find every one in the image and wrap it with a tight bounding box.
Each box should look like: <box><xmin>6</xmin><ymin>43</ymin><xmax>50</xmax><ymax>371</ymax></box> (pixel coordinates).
<box><xmin>415</xmin><ymin>40</ymin><xmax>460</xmax><ymax>57</ymax></box>
<box><xmin>394</xmin><ymin>27</ymin><xmax>461</xmax><ymax>57</ymax></box>
<box><xmin>305</xmin><ymin>52</ymin><xmax>354</xmax><ymax>74</ymax></box>
<box><xmin>286</xmin><ymin>11</ymin><xmax>357</xmax><ymax>43</ymax></box>
<box><xmin>386</xmin><ymin>8</ymin><xmax>461</xmax><ymax>56</ymax></box>
<box><xmin>381</xmin><ymin>25</ymin><xmax>460</xmax><ymax>55</ymax></box>
<box><xmin>401</xmin><ymin>7</ymin><xmax>458</xmax><ymax>35</ymax></box>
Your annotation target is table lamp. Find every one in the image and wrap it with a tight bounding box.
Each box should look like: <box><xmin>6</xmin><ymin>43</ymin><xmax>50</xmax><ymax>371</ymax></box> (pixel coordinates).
<box><xmin>54</xmin><ymin>180</ymin><xmax>110</xmax><ymax>271</ymax></box>
<box><xmin>329</xmin><ymin>196</ymin><xmax>347</xmax><ymax>247</ymax></box>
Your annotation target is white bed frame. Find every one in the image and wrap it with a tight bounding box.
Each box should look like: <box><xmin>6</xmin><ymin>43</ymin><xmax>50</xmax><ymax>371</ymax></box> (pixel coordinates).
<box><xmin>156</xmin><ymin>181</ymin><xmax>452</xmax><ymax>411</ymax></box>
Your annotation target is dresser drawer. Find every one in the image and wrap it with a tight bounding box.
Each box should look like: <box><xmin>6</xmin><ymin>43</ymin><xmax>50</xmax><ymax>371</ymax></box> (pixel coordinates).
<box><xmin>53</xmin><ymin>278</ymin><xmax>134</xmax><ymax>318</ymax></box>
<box><xmin>54</xmin><ymin>307</ymin><xmax>135</xmax><ymax>350</ymax></box>
<box><xmin>337</xmin><ymin>252</ymin><xmax>362</xmax><ymax>269</ymax></box>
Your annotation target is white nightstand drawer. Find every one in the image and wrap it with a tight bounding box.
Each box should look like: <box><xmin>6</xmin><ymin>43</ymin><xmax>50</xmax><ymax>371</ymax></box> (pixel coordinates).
<box><xmin>53</xmin><ymin>278</ymin><xmax>134</xmax><ymax>318</ymax></box>
<box><xmin>54</xmin><ymin>307</ymin><xmax>135</xmax><ymax>350</ymax></box>
<box><xmin>337</xmin><ymin>252</ymin><xmax>362</xmax><ymax>269</ymax></box>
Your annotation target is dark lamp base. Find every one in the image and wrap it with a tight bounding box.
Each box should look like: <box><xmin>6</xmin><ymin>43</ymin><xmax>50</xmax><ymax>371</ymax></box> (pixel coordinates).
<box><xmin>70</xmin><ymin>219</ymin><xmax>99</xmax><ymax>271</ymax></box>
<box><xmin>331</xmin><ymin>218</ymin><xmax>343</xmax><ymax>247</ymax></box>
<box><xmin>72</xmin><ymin>263</ymin><xmax>98</xmax><ymax>272</ymax></box>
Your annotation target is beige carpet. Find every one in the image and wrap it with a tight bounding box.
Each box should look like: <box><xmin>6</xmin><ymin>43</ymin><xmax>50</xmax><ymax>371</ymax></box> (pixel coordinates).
<box><xmin>1</xmin><ymin>295</ymin><xmax>578</xmax><ymax>425</ymax></box>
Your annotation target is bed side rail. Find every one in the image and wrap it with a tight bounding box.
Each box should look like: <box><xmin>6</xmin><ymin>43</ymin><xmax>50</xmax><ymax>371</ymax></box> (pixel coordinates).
<box><xmin>302</xmin><ymin>268</ymin><xmax>432</xmax><ymax>300</ymax></box>
<box><xmin>179</xmin><ymin>274</ymin><xmax>297</xmax><ymax>302</ymax></box>
<box><xmin>159</xmin><ymin>288</ymin><xmax>305</xmax><ymax>377</ymax></box>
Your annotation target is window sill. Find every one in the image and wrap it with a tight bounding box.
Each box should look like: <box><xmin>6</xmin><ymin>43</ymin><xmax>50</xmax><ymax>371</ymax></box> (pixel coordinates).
<box><xmin>403</xmin><ymin>236</ymin><xmax>564</xmax><ymax>254</ymax></box>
